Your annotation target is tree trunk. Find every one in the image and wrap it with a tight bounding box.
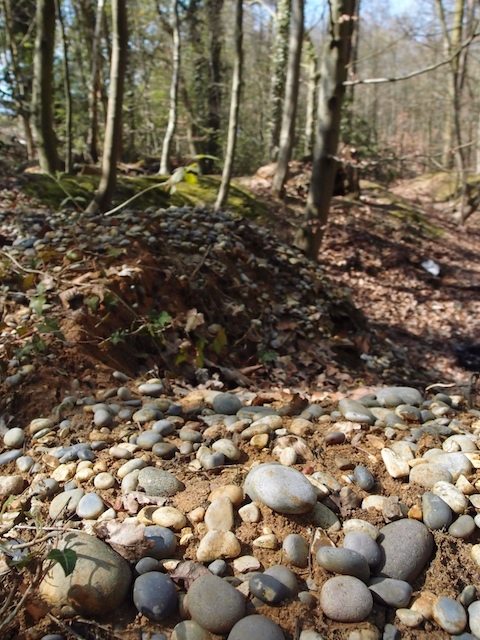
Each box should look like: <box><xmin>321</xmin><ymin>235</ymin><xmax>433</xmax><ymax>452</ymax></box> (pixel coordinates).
<box><xmin>303</xmin><ymin>35</ymin><xmax>318</xmax><ymax>157</ymax></box>
<box><xmin>86</xmin><ymin>0</ymin><xmax>105</xmax><ymax>164</ymax></box>
<box><xmin>31</xmin><ymin>0</ymin><xmax>60</xmax><ymax>173</ymax></box>
<box><xmin>55</xmin><ymin>0</ymin><xmax>73</xmax><ymax>174</ymax></box>
<box><xmin>160</xmin><ymin>0</ymin><xmax>181</xmax><ymax>175</ymax></box>
<box><xmin>86</xmin><ymin>0</ymin><xmax>128</xmax><ymax>214</ymax></box>
<box><xmin>214</xmin><ymin>0</ymin><xmax>243</xmax><ymax>211</ymax></box>
<box><xmin>271</xmin><ymin>0</ymin><xmax>303</xmax><ymax>196</ymax></box>
<box><xmin>301</xmin><ymin>0</ymin><xmax>356</xmax><ymax>259</ymax></box>
<box><xmin>204</xmin><ymin>0</ymin><xmax>224</xmax><ymax>173</ymax></box>
<box><xmin>267</xmin><ymin>0</ymin><xmax>291</xmax><ymax>161</ymax></box>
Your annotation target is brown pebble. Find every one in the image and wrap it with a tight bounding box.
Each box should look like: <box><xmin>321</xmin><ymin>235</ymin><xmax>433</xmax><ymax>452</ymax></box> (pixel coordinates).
<box><xmin>325</xmin><ymin>431</ymin><xmax>346</xmax><ymax>445</ymax></box>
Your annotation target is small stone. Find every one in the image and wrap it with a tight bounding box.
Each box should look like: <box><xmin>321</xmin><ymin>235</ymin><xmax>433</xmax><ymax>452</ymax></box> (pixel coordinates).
<box><xmin>49</xmin><ymin>488</ymin><xmax>84</xmax><ymax>520</ymax></box>
<box><xmin>76</xmin><ymin>492</ymin><xmax>105</xmax><ymax>519</ymax></box>
<box><xmin>471</xmin><ymin>544</ymin><xmax>480</xmax><ymax>566</ymax></box>
<box><xmin>3</xmin><ymin>428</ymin><xmax>25</xmax><ymax>448</ymax></box>
<box><xmin>16</xmin><ymin>456</ymin><xmax>34</xmax><ymax>472</ymax></box>
<box><xmin>152</xmin><ymin>506</ymin><xmax>186</xmax><ymax>530</ymax></box>
<box><xmin>381</xmin><ymin>448</ymin><xmax>410</xmax><ymax>478</ymax></box>
<box><xmin>377</xmin><ymin>387</ymin><xmax>422</xmax><ymax>407</ymax></box>
<box><xmin>233</xmin><ymin>555</ymin><xmax>260</xmax><ymax>573</ymax></box>
<box><xmin>135</xmin><ymin>557</ymin><xmax>160</xmax><ymax>574</ymax></box>
<box><xmin>244</xmin><ymin>463</ymin><xmax>317</xmax><ymax>514</ymax></box>
<box><xmin>410</xmin><ymin>463</ymin><xmax>453</xmax><ymax>489</ymax></box>
<box><xmin>227</xmin><ymin>615</ymin><xmax>284</xmax><ymax>640</ymax></box>
<box><xmin>422</xmin><ymin>492</ymin><xmax>453</xmax><ymax>530</ymax></box>
<box><xmin>171</xmin><ymin>620</ymin><xmax>212</xmax><ymax>640</ymax></box>
<box><xmin>137</xmin><ymin>431</ymin><xmax>163</xmax><ymax>450</ymax></box>
<box><xmin>311</xmin><ymin>502</ymin><xmax>341</xmax><ymax>531</ymax></box>
<box><xmin>39</xmin><ymin>532</ymin><xmax>131</xmax><ymax>616</ymax></box>
<box><xmin>432</xmin><ymin>596</ymin><xmax>467</xmax><ymax>634</ymax></box>
<box><xmin>382</xmin><ymin>624</ymin><xmax>400</xmax><ymax>640</ymax></box>
<box><xmin>316</xmin><ymin>547</ymin><xmax>370</xmax><ymax>582</ymax></box>
<box><xmin>368</xmin><ymin>577</ymin><xmax>412</xmax><ymax>608</ymax></box>
<box><xmin>209</xmin><ymin>484</ymin><xmax>244</xmax><ymax>506</ymax></box>
<box><xmin>0</xmin><ymin>449</ymin><xmax>23</xmax><ymax>466</ymax></box>
<box><xmin>138</xmin><ymin>382</ymin><xmax>164</xmax><ymax>397</ymax></box>
<box><xmin>411</xmin><ymin>590</ymin><xmax>436</xmax><ymax>619</ymax></box>
<box><xmin>212</xmin><ymin>439</ymin><xmax>241</xmax><ymax>461</ymax></box>
<box><xmin>468</xmin><ymin>600</ymin><xmax>480</xmax><ymax>637</ymax></box>
<box><xmin>338</xmin><ymin>399</ymin><xmax>375</xmax><ymax>424</ymax></box>
<box><xmin>208</xmin><ymin>559</ymin><xmax>227</xmax><ymax>576</ymax></box>
<box><xmin>429</xmin><ymin>452</ymin><xmax>472</xmax><ymax>481</ymax></box>
<box><xmin>253</xmin><ymin>533</ymin><xmax>278</xmax><ymax>549</ymax></box>
<box><xmin>212</xmin><ymin>393</ymin><xmax>242</xmax><ymax>415</ymax></box>
<box><xmin>320</xmin><ymin>576</ymin><xmax>373</xmax><ymax>622</ymax></box>
<box><xmin>52</xmin><ymin>463</ymin><xmax>76</xmax><ymax>482</ymax></box>
<box><xmin>324</xmin><ymin>431</ymin><xmax>346</xmax><ymax>445</ymax></box>
<box><xmin>0</xmin><ymin>475</ymin><xmax>25</xmax><ymax>496</ymax></box>
<box><xmin>448</xmin><ymin>514</ymin><xmax>476</xmax><ymax>539</ymax></box>
<box><xmin>205</xmin><ymin>497</ymin><xmax>234</xmax><ymax>531</ymax></box>
<box><xmin>196</xmin><ymin>531</ymin><xmax>241</xmax><ymax>562</ymax></box>
<box><xmin>94</xmin><ymin>409</ymin><xmax>113</xmax><ymax>428</ymax></box>
<box><xmin>395</xmin><ymin>609</ymin><xmax>424</xmax><ymax>627</ymax></box>
<box><xmin>137</xmin><ymin>467</ymin><xmax>184</xmax><ymax>497</ymax></box>
<box><xmin>343</xmin><ymin>519</ymin><xmax>379</xmax><ymax>540</ymax></box>
<box><xmin>144</xmin><ymin>526</ymin><xmax>177</xmax><ymax>559</ymax></box>
<box><xmin>133</xmin><ymin>571</ymin><xmax>177</xmax><ymax>621</ymax></box>
<box><xmin>117</xmin><ymin>458</ymin><xmax>146</xmax><ymax>478</ymax></box>
<box><xmin>299</xmin><ymin>632</ymin><xmax>324</xmax><ymax>640</ymax></box>
<box><xmin>376</xmin><ymin>519</ymin><xmax>433</xmax><ymax>582</ymax></box>
<box><xmin>432</xmin><ymin>481</ymin><xmax>468</xmax><ymax>513</ymax></box>
<box><xmin>459</xmin><ymin>585</ymin><xmax>477</xmax><ymax>608</ymax></box>
<box><xmin>353</xmin><ymin>465</ymin><xmax>375</xmax><ymax>491</ymax></box>
<box><xmin>187</xmin><ymin>574</ymin><xmax>246</xmax><ymax>635</ymax></box>
<box><xmin>343</xmin><ymin>531</ymin><xmax>381</xmax><ymax>568</ymax></box>
<box><xmin>249</xmin><ymin>573</ymin><xmax>290</xmax><ymax>604</ymax></box>
<box><xmin>94</xmin><ymin>472</ymin><xmax>115</xmax><ymax>490</ymax></box>
<box><xmin>238</xmin><ymin>503</ymin><xmax>260</xmax><ymax>522</ymax></box>
<box><xmin>282</xmin><ymin>533</ymin><xmax>309</xmax><ymax>568</ymax></box>
<box><xmin>109</xmin><ymin>446</ymin><xmax>133</xmax><ymax>460</ymax></box>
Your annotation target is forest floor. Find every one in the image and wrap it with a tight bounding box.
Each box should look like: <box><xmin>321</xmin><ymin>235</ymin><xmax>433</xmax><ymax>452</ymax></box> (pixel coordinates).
<box><xmin>0</xmin><ymin>159</ymin><xmax>480</xmax><ymax>640</ymax></box>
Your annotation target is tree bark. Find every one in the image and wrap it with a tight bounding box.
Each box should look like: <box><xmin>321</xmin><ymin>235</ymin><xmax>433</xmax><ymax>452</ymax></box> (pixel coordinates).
<box><xmin>303</xmin><ymin>35</ymin><xmax>318</xmax><ymax>157</ymax></box>
<box><xmin>301</xmin><ymin>0</ymin><xmax>356</xmax><ymax>259</ymax></box>
<box><xmin>160</xmin><ymin>0</ymin><xmax>181</xmax><ymax>175</ymax></box>
<box><xmin>55</xmin><ymin>0</ymin><xmax>73</xmax><ymax>174</ymax></box>
<box><xmin>87</xmin><ymin>0</ymin><xmax>128</xmax><ymax>214</ymax></box>
<box><xmin>271</xmin><ymin>0</ymin><xmax>303</xmax><ymax>196</ymax></box>
<box><xmin>204</xmin><ymin>0</ymin><xmax>224</xmax><ymax>173</ymax></box>
<box><xmin>31</xmin><ymin>0</ymin><xmax>60</xmax><ymax>173</ymax></box>
<box><xmin>86</xmin><ymin>0</ymin><xmax>105</xmax><ymax>164</ymax></box>
<box><xmin>267</xmin><ymin>0</ymin><xmax>291</xmax><ymax>161</ymax></box>
<box><xmin>214</xmin><ymin>0</ymin><xmax>243</xmax><ymax>211</ymax></box>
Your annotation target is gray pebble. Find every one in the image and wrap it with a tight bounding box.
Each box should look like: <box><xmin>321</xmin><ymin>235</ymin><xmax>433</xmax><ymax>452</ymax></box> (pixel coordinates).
<box><xmin>338</xmin><ymin>399</ymin><xmax>375</xmax><ymax>424</ymax></box>
<box><xmin>0</xmin><ymin>449</ymin><xmax>23</xmax><ymax>466</ymax></box>
<box><xmin>353</xmin><ymin>465</ymin><xmax>375</xmax><ymax>491</ymax></box>
<box><xmin>282</xmin><ymin>533</ymin><xmax>309</xmax><ymax>568</ymax></box>
<box><xmin>377</xmin><ymin>518</ymin><xmax>433</xmax><ymax>582</ymax></box>
<box><xmin>264</xmin><ymin>565</ymin><xmax>298</xmax><ymax>598</ymax></box>
<box><xmin>133</xmin><ymin>571</ymin><xmax>177</xmax><ymax>621</ymax></box>
<box><xmin>180</xmin><ymin>428</ymin><xmax>203</xmax><ymax>443</ymax></box>
<box><xmin>343</xmin><ymin>531</ymin><xmax>381</xmax><ymax>568</ymax></box>
<box><xmin>212</xmin><ymin>393</ymin><xmax>242</xmax><ymax>415</ymax></box>
<box><xmin>208</xmin><ymin>559</ymin><xmax>227</xmax><ymax>576</ymax></box>
<box><xmin>152</xmin><ymin>419</ymin><xmax>176</xmax><ymax>435</ymax></box>
<box><xmin>136</xmin><ymin>431</ymin><xmax>163</xmax><ymax>449</ymax></box>
<box><xmin>94</xmin><ymin>408</ymin><xmax>113</xmax><ymax>428</ymax></box>
<box><xmin>249</xmin><ymin>573</ymin><xmax>289</xmax><ymax>604</ymax></box>
<box><xmin>227</xmin><ymin>615</ymin><xmax>284</xmax><ymax>640</ymax></box>
<box><xmin>468</xmin><ymin>600</ymin><xmax>480</xmax><ymax>637</ymax></box>
<box><xmin>3</xmin><ymin>427</ymin><xmax>25</xmax><ymax>448</ymax></box>
<box><xmin>31</xmin><ymin>477</ymin><xmax>59</xmax><ymax>499</ymax></box>
<box><xmin>143</xmin><ymin>526</ymin><xmax>177</xmax><ymax>559</ymax></box>
<box><xmin>200</xmin><ymin>452</ymin><xmax>225</xmax><ymax>470</ymax></box>
<box><xmin>188</xmin><ymin>574</ymin><xmax>246</xmax><ymax>635</ymax></box>
<box><xmin>133</xmin><ymin>407</ymin><xmax>160</xmax><ymax>423</ymax></box>
<box><xmin>459</xmin><ymin>585</ymin><xmax>477</xmax><ymax>608</ymax></box>
<box><xmin>171</xmin><ymin>620</ymin><xmax>212</xmax><ymax>640</ymax></box>
<box><xmin>368</xmin><ymin>577</ymin><xmax>412</xmax><ymax>608</ymax></box>
<box><xmin>320</xmin><ymin>575</ymin><xmax>373</xmax><ymax>622</ymax></box>
<box><xmin>138</xmin><ymin>382</ymin><xmax>164</xmax><ymax>397</ymax></box>
<box><xmin>76</xmin><ymin>492</ymin><xmax>105</xmax><ymax>519</ymax></box>
<box><xmin>449</xmin><ymin>515</ymin><xmax>476</xmax><ymax>539</ymax></box>
<box><xmin>422</xmin><ymin>492</ymin><xmax>453</xmax><ymax>530</ymax></box>
<box><xmin>316</xmin><ymin>547</ymin><xmax>370</xmax><ymax>582</ymax></box>
<box><xmin>16</xmin><ymin>455</ymin><xmax>34</xmax><ymax>472</ymax></box>
<box><xmin>137</xmin><ymin>467</ymin><xmax>184</xmax><ymax>497</ymax></box>
<box><xmin>49</xmin><ymin>488</ymin><xmax>84</xmax><ymax>520</ymax></box>
<box><xmin>433</xmin><ymin>596</ymin><xmax>467</xmax><ymax>634</ymax></box>
<box><xmin>135</xmin><ymin>557</ymin><xmax>161</xmax><ymax>575</ymax></box>
<box><xmin>382</xmin><ymin>625</ymin><xmax>400</xmax><ymax>640</ymax></box>
<box><xmin>152</xmin><ymin>442</ymin><xmax>177</xmax><ymax>459</ymax></box>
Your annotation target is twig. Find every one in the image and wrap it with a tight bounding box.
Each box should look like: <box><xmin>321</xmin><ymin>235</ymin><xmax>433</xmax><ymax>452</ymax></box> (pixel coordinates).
<box><xmin>188</xmin><ymin>244</ymin><xmax>212</xmax><ymax>281</ymax></box>
<box><xmin>9</xmin><ymin>531</ymin><xmax>57</xmax><ymax>550</ymax></box>
<box><xmin>47</xmin><ymin>614</ymin><xmax>88</xmax><ymax>640</ymax></box>
<box><xmin>0</xmin><ymin>249</ymin><xmax>44</xmax><ymax>275</ymax></box>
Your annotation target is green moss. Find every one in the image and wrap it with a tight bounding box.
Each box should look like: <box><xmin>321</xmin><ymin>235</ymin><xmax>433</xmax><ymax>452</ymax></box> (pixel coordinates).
<box><xmin>21</xmin><ymin>172</ymin><xmax>268</xmax><ymax>219</ymax></box>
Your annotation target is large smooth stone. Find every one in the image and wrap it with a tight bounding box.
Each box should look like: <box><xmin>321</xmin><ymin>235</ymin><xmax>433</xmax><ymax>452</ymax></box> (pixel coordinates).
<box><xmin>376</xmin><ymin>387</ymin><xmax>423</xmax><ymax>407</ymax></box>
<box><xmin>368</xmin><ymin>577</ymin><xmax>412</xmax><ymax>608</ymax></box>
<box><xmin>343</xmin><ymin>531</ymin><xmax>381</xmax><ymax>568</ymax></box>
<box><xmin>429</xmin><ymin>452</ymin><xmax>473</xmax><ymax>481</ymax></box>
<box><xmin>39</xmin><ymin>532</ymin><xmax>131</xmax><ymax>616</ymax></box>
<box><xmin>377</xmin><ymin>519</ymin><xmax>433</xmax><ymax>582</ymax></box>
<box><xmin>316</xmin><ymin>547</ymin><xmax>370</xmax><ymax>582</ymax></box>
<box><xmin>137</xmin><ymin>467</ymin><xmax>185</xmax><ymax>497</ymax></box>
<box><xmin>187</xmin><ymin>574</ymin><xmax>246</xmax><ymax>635</ymax></box>
<box><xmin>338</xmin><ymin>399</ymin><xmax>375</xmax><ymax>424</ymax></box>
<box><xmin>410</xmin><ymin>463</ymin><xmax>453</xmax><ymax>488</ymax></box>
<box><xmin>320</xmin><ymin>576</ymin><xmax>373</xmax><ymax>622</ymax></box>
<box><xmin>244</xmin><ymin>463</ymin><xmax>317</xmax><ymax>514</ymax></box>
<box><xmin>228</xmin><ymin>615</ymin><xmax>285</xmax><ymax>640</ymax></box>
<box><xmin>433</xmin><ymin>596</ymin><xmax>467</xmax><ymax>634</ymax></box>
<box><xmin>133</xmin><ymin>571</ymin><xmax>177</xmax><ymax>621</ymax></box>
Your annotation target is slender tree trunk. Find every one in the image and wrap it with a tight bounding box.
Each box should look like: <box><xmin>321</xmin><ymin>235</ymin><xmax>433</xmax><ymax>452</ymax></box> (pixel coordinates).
<box><xmin>31</xmin><ymin>0</ymin><xmax>60</xmax><ymax>173</ymax></box>
<box><xmin>301</xmin><ymin>0</ymin><xmax>356</xmax><ymax>259</ymax></box>
<box><xmin>214</xmin><ymin>0</ymin><xmax>243</xmax><ymax>211</ymax></box>
<box><xmin>160</xmin><ymin>0</ymin><xmax>181</xmax><ymax>175</ymax></box>
<box><xmin>271</xmin><ymin>0</ymin><xmax>304</xmax><ymax>196</ymax></box>
<box><xmin>55</xmin><ymin>0</ymin><xmax>73</xmax><ymax>173</ymax></box>
<box><xmin>267</xmin><ymin>0</ymin><xmax>291</xmax><ymax>161</ymax></box>
<box><xmin>86</xmin><ymin>0</ymin><xmax>128</xmax><ymax>213</ymax></box>
<box><xmin>204</xmin><ymin>0</ymin><xmax>224</xmax><ymax>173</ymax></box>
<box><xmin>86</xmin><ymin>0</ymin><xmax>105</xmax><ymax>164</ymax></box>
<box><xmin>304</xmin><ymin>35</ymin><xmax>318</xmax><ymax>157</ymax></box>
<box><xmin>347</xmin><ymin>0</ymin><xmax>361</xmax><ymax>103</ymax></box>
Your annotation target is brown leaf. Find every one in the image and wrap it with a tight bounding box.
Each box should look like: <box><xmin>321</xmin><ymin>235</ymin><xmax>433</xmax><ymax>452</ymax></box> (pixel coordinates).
<box><xmin>170</xmin><ymin>561</ymin><xmax>210</xmax><ymax>589</ymax></box>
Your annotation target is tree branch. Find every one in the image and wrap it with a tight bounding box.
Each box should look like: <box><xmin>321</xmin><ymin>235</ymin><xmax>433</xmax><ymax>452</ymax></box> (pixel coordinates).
<box><xmin>345</xmin><ymin>30</ymin><xmax>480</xmax><ymax>86</ymax></box>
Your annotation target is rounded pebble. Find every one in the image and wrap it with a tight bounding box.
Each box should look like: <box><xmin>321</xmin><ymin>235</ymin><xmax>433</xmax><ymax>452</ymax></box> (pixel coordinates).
<box><xmin>320</xmin><ymin>576</ymin><xmax>373</xmax><ymax>622</ymax></box>
<box><xmin>133</xmin><ymin>571</ymin><xmax>178</xmax><ymax>621</ymax></box>
<box><xmin>227</xmin><ymin>615</ymin><xmax>285</xmax><ymax>640</ymax></box>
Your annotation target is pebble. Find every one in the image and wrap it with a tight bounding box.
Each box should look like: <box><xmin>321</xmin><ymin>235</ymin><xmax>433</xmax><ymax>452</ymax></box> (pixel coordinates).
<box><xmin>209</xmin><ymin>558</ymin><xmax>228</xmax><ymax>575</ymax></box>
<box><xmin>0</xmin><ymin>449</ymin><xmax>23</xmax><ymax>465</ymax></box>
<box><xmin>381</xmin><ymin>448</ymin><xmax>410</xmax><ymax>478</ymax></box>
<box><xmin>138</xmin><ymin>382</ymin><xmax>164</xmax><ymax>397</ymax></box>
<box><xmin>209</xmin><ymin>484</ymin><xmax>244</xmax><ymax>506</ymax></box>
<box><xmin>343</xmin><ymin>531</ymin><xmax>381</xmax><ymax>568</ymax></box>
<box><xmin>448</xmin><ymin>514</ymin><xmax>476</xmax><ymax>538</ymax></box>
<box><xmin>227</xmin><ymin>615</ymin><xmax>285</xmax><ymax>640</ymax></box>
<box><xmin>197</xmin><ymin>531</ymin><xmax>241</xmax><ymax>561</ymax></box>
<box><xmin>39</xmin><ymin>532</ymin><xmax>131</xmax><ymax>616</ymax></box>
<box><xmin>343</xmin><ymin>519</ymin><xmax>379</xmax><ymax>540</ymax></box>
<box><xmin>137</xmin><ymin>431</ymin><xmax>163</xmax><ymax>449</ymax></box>
<box><xmin>299</xmin><ymin>632</ymin><xmax>324</xmax><ymax>640</ymax></box>
<box><xmin>187</xmin><ymin>574</ymin><xmax>246</xmax><ymax>635</ymax></box>
<box><xmin>353</xmin><ymin>465</ymin><xmax>375</xmax><ymax>491</ymax></box>
<box><xmin>3</xmin><ymin>427</ymin><xmax>25</xmax><ymax>448</ymax></box>
<box><xmin>144</xmin><ymin>526</ymin><xmax>177</xmax><ymax>559</ymax></box>
<box><xmin>76</xmin><ymin>492</ymin><xmax>105</xmax><ymax>519</ymax></box>
<box><xmin>205</xmin><ymin>497</ymin><xmax>234</xmax><ymax>531</ymax></box>
<box><xmin>212</xmin><ymin>392</ymin><xmax>242</xmax><ymax>415</ymax></box>
<box><xmin>137</xmin><ymin>467</ymin><xmax>185</xmax><ymax>496</ymax></box>
<box><xmin>320</xmin><ymin>575</ymin><xmax>373</xmax><ymax>622</ymax></box>
<box><xmin>311</xmin><ymin>502</ymin><xmax>341</xmax><ymax>530</ymax></box>
<box><xmin>135</xmin><ymin>557</ymin><xmax>161</xmax><ymax>574</ymax></box>
<box><xmin>152</xmin><ymin>506</ymin><xmax>186</xmax><ymax>530</ymax></box>
<box><xmin>133</xmin><ymin>571</ymin><xmax>178</xmax><ymax>621</ymax></box>
<box><xmin>338</xmin><ymin>399</ymin><xmax>375</xmax><ymax>424</ymax></box>
<box><xmin>316</xmin><ymin>547</ymin><xmax>370</xmax><ymax>582</ymax></box>
<box><xmin>94</xmin><ymin>408</ymin><xmax>113</xmax><ymax>428</ymax></box>
<box><xmin>282</xmin><ymin>533</ymin><xmax>309</xmax><ymax>567</ymax></box>
<box><xmin>432</xmin><ymin>596</ymin><xmax>467</xmax><ymax>634</ymax></box>
<box><xmin>376</xmin><ymin>387</ymin><xmax>422</xmax><ymax>407</ymax></box>
<box><xmin>249</xmin><ymin>573</ymin><xmax>290</xmax><ymax>604</ymax></box>
<box><xmin>376</xmin><ymin>519</ymin><xmax>433</xmax><ymax>582</ymax></box>
<box><xmin>395</xmin><ymin>608</ymin><xmax>424</xmax><ymax>627</ymax></box>
<box><xmin>238</xmin><ymin>503</ymin><xmax>261</xmax><ymax>522</ymax></box>
<box><xmin>171</xmin><ymin>620</ymin><xmax>212</xmax><ymax>640</ymax></box>
<box><xmin>468</xmin><ymin>601</ymin><xmax>480</xmax><ymax>637</ymax></box>
<box><xmin>368</xmin><ymin>577</ymin><xmax>412</xmax><ymax>608</ymax></box>
<box><xmin>232</xmin><ymin>556</ymin><xmax>260</xmax><ymax>573</ymax></box>
<box><xmin>432</xmin><ymin>480</ymin><xmax>468</xmax><ymax>513</ymax></box>
<box><xmin>244</xmin><ymin>463</ymin><xmax>317</xmax><ymax>514</ymax></box>
<box><xmin>410</xmin><ymin>462</ymin><xmax>453</xmax><ymax>488</ymax></box>
<box><xmin>422</xmin><ymin>492</ymin><xmax>453</xmax><ymax>530</ymax></box>
<box><xmin>0</xmin><ymin>475</ymin><xmax>25</xmax><ymax>496</ymax></box>
<box><xmin>16</xmin><ymin>455</ymin><xmax>34</xmax><ymax>472</ymax></box>
<box><xmin>429</xmin><ymin>452</ymin><xmax>473</xmax><ymax>481</ymax></box>
<box><xmin>94</xmin><ymin>472</ymin><xmax>115</xmax><ymax>489</ymax></box>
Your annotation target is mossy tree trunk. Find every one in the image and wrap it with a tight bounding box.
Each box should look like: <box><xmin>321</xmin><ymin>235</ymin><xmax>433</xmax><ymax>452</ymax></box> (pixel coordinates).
<box><xmin>87</xmin><ymin>0</ymin><xmax>128</xmax><ymax>214</ymax></box>
<box><xmin>301</xmin><ymin>0</ymin><xmax>356</xmax><ymax>259</ymax></box>
<box><xmin>31</xmin><ymin>0</ymin><xmax>60</xmax><ymax>173</ymax></box>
